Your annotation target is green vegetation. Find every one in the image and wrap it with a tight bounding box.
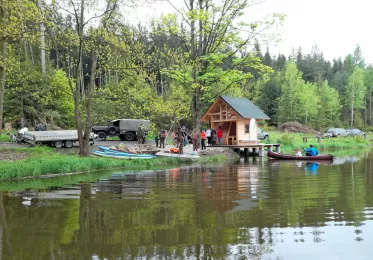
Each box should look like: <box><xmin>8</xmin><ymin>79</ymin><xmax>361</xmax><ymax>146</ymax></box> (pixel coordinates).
<box><xmin>0</xmin><ymin>146</ymin><xmax>232</xmax><ymax>180</ymax></box>
<box><xmin>0</xmin><ymin>132</ymin><xmax>11</xmax><ymax>142</ymax></box>
<box><xmin>264</xmin><ymin>131</ymin><xmax>371</xmax><ymax>153</ymax></box>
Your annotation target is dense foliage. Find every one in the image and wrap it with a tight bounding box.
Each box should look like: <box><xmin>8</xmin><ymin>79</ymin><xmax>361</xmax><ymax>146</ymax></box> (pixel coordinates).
<box><xmin>1</xmin><ymin>0</ymin><xmax>372</xmax><ymax>142</ymax></box>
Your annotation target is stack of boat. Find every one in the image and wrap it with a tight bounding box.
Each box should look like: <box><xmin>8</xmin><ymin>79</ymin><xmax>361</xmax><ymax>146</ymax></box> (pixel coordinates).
<box><xmin>93</xmin><ymin>146</ymin><xmax>156</xmax><ymax>160</ymax></box>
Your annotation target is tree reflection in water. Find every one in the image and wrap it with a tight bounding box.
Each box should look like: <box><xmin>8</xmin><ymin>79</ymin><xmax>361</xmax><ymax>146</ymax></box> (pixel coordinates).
<box><xmin>0</xmin><ymin>149</ymin><xmax>373</xmax><ymax>259</ymax></box>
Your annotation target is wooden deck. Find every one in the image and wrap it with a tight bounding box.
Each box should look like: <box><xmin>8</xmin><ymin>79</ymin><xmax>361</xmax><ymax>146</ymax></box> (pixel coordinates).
<box><xmin>206</xmin><ymin>143</ymin><xmax>281</xmax><ymax>157</ymax></box>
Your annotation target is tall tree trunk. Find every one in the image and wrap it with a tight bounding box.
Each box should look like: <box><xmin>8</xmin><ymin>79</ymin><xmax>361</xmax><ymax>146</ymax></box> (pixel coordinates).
<box><xmin>0</xmin><ymin>27</ymin><xmax>6</xmax><ymax>130</ymax></box>
<box><xmin>75</xmin><ymin>0</ymin><xmax>85</xmax><ymax>156</ymax></box>
<box><xmin>351</xmin><ymin>87</ymin><xmax>354</xmax><ymax>128</ymax></box>
<box><xmin>369</xmin><ymin>92</ymin><xmax>372</xmax><ymax>125</ymax></box>
<box><xmin>82</xmin><ymin>51</ymin><xmax>98</xmax><ymax>156</ymax></box>
<box><xmin>37</xmin><ymin>0</ymin><xmax>46</xmax><ymax>76</ymax></box>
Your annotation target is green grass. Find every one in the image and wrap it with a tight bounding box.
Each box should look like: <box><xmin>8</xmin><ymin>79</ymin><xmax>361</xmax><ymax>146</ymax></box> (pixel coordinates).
<box><xmin>0</xmin><ymin>132</ymin><xmax>13</xmax><ymax>142</ymax></box>
<box><xmin>263</xmin><ymin>131</ymin><xmax>371</xmax><ymax>154</ymax></box>
<box><xmin>0</xmin><ymin>146</ymin><xmax>231</xmax><ymax>180</ymax></box>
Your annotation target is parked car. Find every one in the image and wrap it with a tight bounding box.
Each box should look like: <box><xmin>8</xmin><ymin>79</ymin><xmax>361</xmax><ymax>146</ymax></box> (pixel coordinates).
<box><xmin>257</xmin><ymin>128</ymin><xmax>269</xmax><ymax>139</ymax></box>
<box><xmin>92</xmin><ymin>119</ymin><xmax>150</xmax><ymax>141</ymax></box>
<box><xmin>327</xmin><ymin>128</ymin><xmax>349</xmax><ymax>137</ymax></box>
<box><xmin>346</xmin><ymin>128</ymin><xmax>366</xmax><ymax>137</ymax></box>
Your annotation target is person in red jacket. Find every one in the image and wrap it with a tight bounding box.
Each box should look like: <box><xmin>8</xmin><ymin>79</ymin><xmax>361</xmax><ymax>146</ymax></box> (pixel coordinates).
<box><xmin>217</xmin><ymin>126</ymin><xmax>223</xmax><ymax>145</ymax></box>
<box><xmin>200</xmin><ymin>130</ymin><xmax>207</xmax><ymax>150</ymax></box>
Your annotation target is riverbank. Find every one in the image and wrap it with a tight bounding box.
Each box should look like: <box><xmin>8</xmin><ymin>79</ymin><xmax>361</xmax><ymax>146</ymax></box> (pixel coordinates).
<box><xmin>0</xmin><ymin>146</ymin><xmax>239</xmax><ymax>180</ymax></box>
<box><xmin>264</xmin><ymin>132</ymin><xmax>371</xmax><ymax>153</ymax></box>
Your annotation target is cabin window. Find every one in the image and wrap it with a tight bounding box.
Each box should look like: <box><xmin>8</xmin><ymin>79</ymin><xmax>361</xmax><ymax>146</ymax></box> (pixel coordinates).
<box><xmin>245</xmin><ymin>124</ymin><xmax>250</xmax><ymax>133</ymax></box>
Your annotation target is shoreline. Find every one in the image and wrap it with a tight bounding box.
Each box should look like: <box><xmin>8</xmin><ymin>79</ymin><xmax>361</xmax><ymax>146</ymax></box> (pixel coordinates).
<box><xmin>0</xmin><ymin>146</ymin><xmax>240</xmax><ymax>181</ymax></box>
<box><xmin>0</xmin><ymin>134</ymin><xmax>370</xmax><ymax>181</ymax></box>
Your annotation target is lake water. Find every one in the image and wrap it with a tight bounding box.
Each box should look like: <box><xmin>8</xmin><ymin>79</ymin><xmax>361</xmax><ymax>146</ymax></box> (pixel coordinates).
<box><xmin>1</xmin><ymin>149</ymin><xmax>373</xmax><ymax>260</ymax></box>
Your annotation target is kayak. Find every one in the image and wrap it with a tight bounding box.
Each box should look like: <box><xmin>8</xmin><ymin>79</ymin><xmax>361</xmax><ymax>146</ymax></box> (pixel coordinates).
<box><xmin>267</xmin><ymin>151</ymin><xmax>333</xmax><ymax>160</ymax></box>
<box><xmin>93</xmin><ymin>150</ymin><xmax>156</xmax><ymax>160</ymax></box>
<box><xmin>98</xmin><ymin>146</ymin><xmax>160</xmax><ymax>155</ymax></box>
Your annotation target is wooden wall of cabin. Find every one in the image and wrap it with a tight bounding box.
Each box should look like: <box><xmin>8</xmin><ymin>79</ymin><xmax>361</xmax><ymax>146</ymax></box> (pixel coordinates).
<box><xmin>236</xmin><ymin>119</ymin><xmax>258</xmax><ymax>141</ymax></box>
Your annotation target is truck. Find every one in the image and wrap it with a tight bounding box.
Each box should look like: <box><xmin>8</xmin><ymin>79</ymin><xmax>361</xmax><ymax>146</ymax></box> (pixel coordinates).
<box><xmin>21</xmin><ymin>130</ymin><xmax>97</xmax><ymax>148</ymax></box>
<box><xmin>91</xmin><ymin>119</ymin><xmax>150</xmax><ymax>141</ymax></box>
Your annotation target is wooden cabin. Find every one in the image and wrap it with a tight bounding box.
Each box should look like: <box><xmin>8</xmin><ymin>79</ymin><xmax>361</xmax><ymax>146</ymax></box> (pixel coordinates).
<box><xmin>201</xmin><ymin>95</ymin><xmax>270</xmax><ymax>145</ymax></box>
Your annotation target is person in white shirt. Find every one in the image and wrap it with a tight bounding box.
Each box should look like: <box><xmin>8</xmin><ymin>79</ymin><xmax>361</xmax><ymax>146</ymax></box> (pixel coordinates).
<box><xmin>295</xmin><ymin>149</ymin><xmax>302</xmax><ymax>156</ymax></box>
<box><xmin>206</xmin><ymin>128</ymin><xmax>212</xmax><ymax>146</ymax></box>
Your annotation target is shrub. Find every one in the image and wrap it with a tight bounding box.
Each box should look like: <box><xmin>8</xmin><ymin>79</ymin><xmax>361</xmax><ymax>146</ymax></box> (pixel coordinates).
<box><xmin>277</xmin><ymin>134</ymin><xmax>294</xmax><ymax>146</ymax></box>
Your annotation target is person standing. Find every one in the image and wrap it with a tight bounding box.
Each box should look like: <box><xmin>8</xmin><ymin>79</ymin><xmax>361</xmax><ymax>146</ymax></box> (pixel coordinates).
<box><xmin>191</xmin><ymin>129</ymin><xmax>200</xmax><ymax>151</ymax></box>
<box><xmin>177</xmin><ymin>132</ymin><xmax>184</xmax><ymax>154</ymax></box>
<box><xmin>206</xmin><ymin>127</ymin><xmax>211</xmax><ymax>146</ymax></box>
<box><xmin>159</xmin><ymin>130</ymin><xmax>166</xmax><ymax>149</ymax></box>
<box><xmin>211</xmin><ymin>129</ymin><xmax>217</xmax><ymax>146</ymax></box>
<box><xmin>217</xmin><ymin>126</ymin><xmax>223</xmax><ymax>145</ymax></box>
<box><xmin>155</xmin><ymin>133</ymin><xmax>159</xmax><ymax>147</ymax></box>
<box><xmin>200</xmin><ymin>130</ymin><xmax>207</xmax><ymax>150</ymax></box>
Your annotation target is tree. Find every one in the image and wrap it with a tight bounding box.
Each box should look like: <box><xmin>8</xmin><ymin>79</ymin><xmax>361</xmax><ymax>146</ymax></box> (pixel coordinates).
<box><xmin>277</xmin><ymin>61</ymin><xmax>303</xmax><ymax>123</ymax></box>
<box><xmin>259</xmin><ymin>72</ymin><xmax>281</xmax><ymax>123</ymax></box>
<box><xmin>353</xmin><ymin>44</ymin><xmax>365</xmax><ymax>69</ymax></box>
<box><xmin>51</xmin><ymin>0</ymin><xmax>121</xmax><ymax>156</ymax></box>
<box><xmin>163</xmin><ymin>0</ymin><xmax>283</xmax><ymax>130</ymax></box>
<box><xmin>364</xmin><ymin>67</ymin><xmax>373</xmax><ymax>125</ymax></box>
<box><xmin>317</xmin><ymin>80</ymin><xmax>340</xmax><ymax>129</ymax></box>
<box><xmin>346</xmin><ymin>67</ymin><xmax>366</xmax><ymax>127</ymax></box>
<box><xmin>298</xmin><ymin>82</ymin><xmax>318</xmax><ymax>125</ymax></box>
<box><xmin>0</xmin><ymin>0</ymin><xmax>40</xmax><ymax>129</ymax></box>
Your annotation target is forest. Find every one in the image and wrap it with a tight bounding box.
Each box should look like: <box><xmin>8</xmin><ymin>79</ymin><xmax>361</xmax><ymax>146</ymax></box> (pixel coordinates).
<box><xmin>1</xmin><ymin>0</ymin><xmax>372</xmax><ymax>155</ymax></box>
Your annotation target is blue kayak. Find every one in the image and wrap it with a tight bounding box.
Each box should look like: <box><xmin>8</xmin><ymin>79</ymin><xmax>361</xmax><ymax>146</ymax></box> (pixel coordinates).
<box><xmin>98</xmin><ymin>146</ymin><xmax>153</xmax><ymax>156</ymax></box>
<box><xmin>93</xmin><ymin>150</ymin><xmax>156</xmax><ymax>160</ymax></box>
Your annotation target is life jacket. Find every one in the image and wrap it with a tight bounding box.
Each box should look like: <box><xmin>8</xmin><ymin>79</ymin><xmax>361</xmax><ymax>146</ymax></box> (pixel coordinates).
<box><xmin>170</xmin><ymin>147</ymin><xmax>180</xmax><ymax>153</ymax></box>
<box><xmin>200</xmin><ymin>131</ymin><xmax>207</xmax><ymax>139</ymax></box>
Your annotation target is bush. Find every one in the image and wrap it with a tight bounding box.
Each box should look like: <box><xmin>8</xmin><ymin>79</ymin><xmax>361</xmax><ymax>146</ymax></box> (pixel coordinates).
<box><xmin>277</xmin><ymin>134</ymin><xmax>294</xmax><ymax>146</ymax></box>
<box><xmin>354</xmin><ymin>135</ymin><xmax>366</xmax><ymax>143</ymax></box>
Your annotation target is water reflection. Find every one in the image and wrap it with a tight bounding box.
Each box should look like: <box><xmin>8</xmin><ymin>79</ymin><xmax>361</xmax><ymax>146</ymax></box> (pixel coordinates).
<box><xmin>1</xmin><ymin>150</ymin><xmax>373</xmax><ymax>259</ymax></box>
<box><xmin>304</xmin><ymin>162</ymin><xmax>319</xmax><ymax>174</ymax></box>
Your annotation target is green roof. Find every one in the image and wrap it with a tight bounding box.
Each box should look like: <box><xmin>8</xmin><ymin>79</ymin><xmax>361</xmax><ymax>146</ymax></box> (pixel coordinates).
<box><xmin>220</xmin><ymin>95</ymin><xmax>270</xmax><ymax>120</ymax></box>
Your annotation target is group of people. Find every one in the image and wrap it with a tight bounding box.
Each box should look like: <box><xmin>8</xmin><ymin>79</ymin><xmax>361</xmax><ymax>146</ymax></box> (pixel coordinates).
<box><xmin>154</xmin><ymin>125</ymin><xmax>224</xmax><ymax>153</ymax></box>
<box><xmin>296</xmin><ymin>144</ymin><xmax>319</xmax><ymax>157</ymax></box>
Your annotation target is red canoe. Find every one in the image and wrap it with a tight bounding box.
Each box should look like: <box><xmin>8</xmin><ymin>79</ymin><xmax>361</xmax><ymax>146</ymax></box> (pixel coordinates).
<box><xmin>267</xmin><ymin>151</ymin><xmax>334</xmax><ymax>160</ymax></box>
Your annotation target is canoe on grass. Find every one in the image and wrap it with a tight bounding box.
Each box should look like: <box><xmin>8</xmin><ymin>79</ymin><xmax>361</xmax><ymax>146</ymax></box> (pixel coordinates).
<box><xmin>93</xmin><ymin>150</ymin><xmax>156</xmax><ymax>160</ymax></box>
<box><xmin>267</xmin><ymin>151</ymin><xmax>333</xmax><ymax>160</ymax></box>
<box><xmin>98</xmin><ymin>146</ymin><xmax>160</xmax><ymax>155</ymax></box>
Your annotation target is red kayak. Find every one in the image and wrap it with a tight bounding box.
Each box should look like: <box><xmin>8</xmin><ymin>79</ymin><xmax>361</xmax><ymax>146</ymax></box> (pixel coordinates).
<box><xmin>267</xmin><ymin>151</ymin><xmax>334</xmax><ymax>160</ymax></box>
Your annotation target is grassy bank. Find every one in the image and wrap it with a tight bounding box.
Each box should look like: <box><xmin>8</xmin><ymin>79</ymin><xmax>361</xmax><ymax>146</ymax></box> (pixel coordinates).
<box><xmin>264</xmin><ymin>132</ymin><xmax>371</xmax><ymax>153</ymax></box>
<box><xmin>0</xmin><ymin>146</ymin><xmax>230</xmax><ymax>180</ymax></box>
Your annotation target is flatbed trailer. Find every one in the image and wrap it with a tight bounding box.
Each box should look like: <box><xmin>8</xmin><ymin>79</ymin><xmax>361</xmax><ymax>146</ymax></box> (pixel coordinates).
<box><xmin>22</xmin><ymin>130</ymin><xmax>96</xmax><ymax>148</ymax></box>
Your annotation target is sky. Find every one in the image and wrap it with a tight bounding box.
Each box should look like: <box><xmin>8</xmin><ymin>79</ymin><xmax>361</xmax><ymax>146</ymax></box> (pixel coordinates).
<box><xmin>130</xmin><ymin>0</ymin><xmax>373</xmax><ymax>64</ymax></box>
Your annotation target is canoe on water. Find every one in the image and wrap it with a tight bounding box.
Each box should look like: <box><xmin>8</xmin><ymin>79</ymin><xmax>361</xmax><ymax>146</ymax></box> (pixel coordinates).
<box><xmin>93</xmin><ymin>150</ymin><xmax>156</xmax><ymax>160</ymax></box>
<box><xmin>267</xmin><ymin>151</ymin><xmax>334</xmax><ymax>160</ymax></box>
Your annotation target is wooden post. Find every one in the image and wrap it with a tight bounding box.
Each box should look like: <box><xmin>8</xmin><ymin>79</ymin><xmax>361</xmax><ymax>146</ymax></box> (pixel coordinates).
<box><xmin>276</xmin><ymin>146</ymin><xmax>281</xmax><ymax>153</ymax></box>
<box><xmin>317</xmin><ymin>136</ymin><xmax>322</xmax><ymax>143</ymax></box>
<box><xmin>303</xmin><ymin>137</ymin><xmax>308</xmax><ymax>143</ymax></box>
<box><xmin>243</xmin><ymin>148</ymin><xmax>248</xmax><ymax>156</ymax></box>
<box><xmin>259</xmin><ymin>147</ymin><xmax>265</xmax><ymax>157</ymax></box>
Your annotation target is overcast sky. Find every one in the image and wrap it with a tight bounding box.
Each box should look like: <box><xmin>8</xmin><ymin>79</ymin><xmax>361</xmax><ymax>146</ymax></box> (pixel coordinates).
<box><xmin>131</xmin><ymin>0</ymin><xmax>372</xmax><ymax>64</ymax></box>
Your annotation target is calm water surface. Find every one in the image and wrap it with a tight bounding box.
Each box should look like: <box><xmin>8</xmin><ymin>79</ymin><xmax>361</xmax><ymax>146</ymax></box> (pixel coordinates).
<box><xmin>1</xmin><ymin>150</ymin><xmax>373</xmax><ymax>259</ymax></box>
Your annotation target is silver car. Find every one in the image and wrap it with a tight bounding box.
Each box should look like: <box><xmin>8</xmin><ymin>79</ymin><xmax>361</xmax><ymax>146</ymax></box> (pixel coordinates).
<box><xmin>346</xmin><ymin>128</ymin><xmax>366</xmax><ymax>137</ymax></box>
<box><xmin>327</xmin><ymin>128</ymin><xmax>348</xmax><ymax>137</ymax></box>
<box><xmin>257</xmin><ymin>128</ymin><xmax>269</xmax><ymax>139</ymax></box>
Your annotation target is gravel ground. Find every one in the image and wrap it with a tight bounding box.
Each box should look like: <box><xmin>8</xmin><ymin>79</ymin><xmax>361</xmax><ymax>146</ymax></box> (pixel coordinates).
<box><xmin>0</xmin><ymin>150</ymin><xmax>29</xmax><ymax>161</ymax></box>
